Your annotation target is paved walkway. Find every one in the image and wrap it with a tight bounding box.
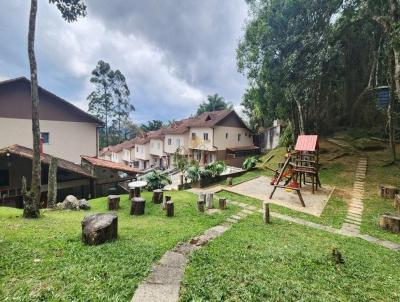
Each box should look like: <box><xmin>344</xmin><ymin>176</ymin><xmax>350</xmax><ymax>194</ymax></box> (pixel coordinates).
<box><xmin>189</xmin><ymin>176</ymin><xmax>334</xmax><ymax>216</ymax></box>
<box><xmin>131</xmin><ymin>201</ymin><xmax>257</xmax><ymax>302</ymax></box>
<box><xmin>341</xmin><ymin>157</ymin><xmax>367</xmax><ymax>235</ymax></box>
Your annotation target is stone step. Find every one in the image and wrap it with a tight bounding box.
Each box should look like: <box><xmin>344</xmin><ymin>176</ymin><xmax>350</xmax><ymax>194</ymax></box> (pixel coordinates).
<box><xmin>345</xmin><ymin>218</ymin><xmax>361</xmax><ymax>225</ymax></box>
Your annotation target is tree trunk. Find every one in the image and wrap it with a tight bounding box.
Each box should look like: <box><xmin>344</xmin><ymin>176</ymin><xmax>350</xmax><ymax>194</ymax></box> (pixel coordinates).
<box><xmin>166</xmin><ymin>201</ymin><xmax>174</xmax><ymax>217</ymax></box>
<box><xmin>388</xmin><ymin>49</ymin><xmax>397</xmax><ymax>162</ymax></box>
<box><xmin>24</xmin><ymin>0</ymin><xmax>40</xmax><ymax>218</ymax></box>
<box><xmin>295</xmin><ymin>99</ymin><xmax>305</xmax><ymax>134</ymax></box>
<box><xmin>47</xmin><ymin>157</ymin><xmax>58</xmax><ymax>208</ymax></box>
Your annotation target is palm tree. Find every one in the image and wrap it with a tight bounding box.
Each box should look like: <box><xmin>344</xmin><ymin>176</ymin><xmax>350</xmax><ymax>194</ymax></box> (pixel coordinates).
<box><xmin>196</xmin><ymin>93</ymin><xmax>233</xmax><ymax>115</ymax></box>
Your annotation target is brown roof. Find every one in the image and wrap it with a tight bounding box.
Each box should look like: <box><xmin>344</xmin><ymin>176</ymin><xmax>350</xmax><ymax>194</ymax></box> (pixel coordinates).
<box><xmin>0</xmin><ymin>144</ymin><xmax>92</xmax><ymax>177</ymax></box>
<box><xmin>0</xmin><ymin>77</ymin><xmax>104</xmax><ymax>125</ymax></box>
<box><xmin>135</xmin><ymin>129</ymin><xmax>165</xmax><ymax>145</ymax></box>
<box><xmin>81</xmin><ymin>155</ymin><xmax>140</xmax><ymax>174</ymax></box>
<box><xmin>226</xmin><ymin>146</ymin><xmax>260</xmax><ymax>152</ymax></box>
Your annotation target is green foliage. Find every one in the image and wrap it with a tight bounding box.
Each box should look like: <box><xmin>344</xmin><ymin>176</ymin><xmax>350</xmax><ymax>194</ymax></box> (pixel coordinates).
<box><xmin>242</xmin><ymin>156</ymin><xmax>260</xmax><ymax>170</ymax></box>
<box><xmin>186</xmin><ymin>165</ymin><xmax>201</xmax><ymax>183</ymax></box>
<box><xmin>140</xmin><ymin>120</ymin><xmax>164</xmax><ymax>132</ymax></box>
<box><xmin>145</xmin><ymin>170</ymin><xmax>172</xmax><ymax>190</ymax></box>
<box><xmin>88</xmin><ymin>60</ymin><xmax>134</xmax><ymax>147</ymax></box>
<box><xmin>172</xmin><ymin>148</ymin><xmax>188</xmax><ymax>173</ymax></box>
<box><xmin>196</xmin><ymin>94</ymin><xmax>232</xmax><ymax>115</ymax></box>
<box><xmin>278</xmin><ymin>122</ymin><xmax>294</xmax><ymax>148</ymax></box>
<box><xmin>0</xmin><ymin>192</ymin><xmax>237</xmax><ymax>300</ymax></box>
<box><xmin>204</xmin><ymin>161</ymin><xmax>226</xmax><ymax>177</ymax></box>
<box><xmin>49</xmin><ymin>0</ymin><xmax>86</xmax><ymax>22</ymax></box>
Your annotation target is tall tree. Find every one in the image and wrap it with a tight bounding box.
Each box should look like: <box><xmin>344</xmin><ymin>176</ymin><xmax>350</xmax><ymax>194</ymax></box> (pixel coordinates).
<box><xmin>196</xmin><ymin>94</ymin><xmax>232</xmax><ymax>115</ymax></box>
<box><xmin>24</xmin><ymin>0</ymin><xmax>86</xmax><ymax>219</ymax></box>
<box><xmin>88</xmin><ymin>61</ymin><xmax>134</xmax><ymax>146</ymax></box>
<box><xmin>140</xmin><ymin>120</ymin><xmax>164</xmax><ymax>132</ymax></box>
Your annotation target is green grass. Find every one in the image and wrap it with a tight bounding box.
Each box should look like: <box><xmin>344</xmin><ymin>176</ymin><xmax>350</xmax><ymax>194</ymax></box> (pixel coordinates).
<box><xmin>0</xmin><ymin>191</ymin><xmax>237</xmax><ymax>301</ymax></box>
<box><xmin>216</xmin><ymin>190</ymin><xmax>348</xmax><ymax>229</ymax></box>
<box><xmin>180</xmin><ymin>215</ymin><xmax>400</xmax><ymax>302</ymax></box>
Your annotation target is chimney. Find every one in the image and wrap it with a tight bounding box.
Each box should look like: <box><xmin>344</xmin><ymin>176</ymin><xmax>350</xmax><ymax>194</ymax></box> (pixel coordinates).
<box><xmin>40</xmin><ymin>137</ymin><xmax>44</xmax><ymax>155</ymax></box>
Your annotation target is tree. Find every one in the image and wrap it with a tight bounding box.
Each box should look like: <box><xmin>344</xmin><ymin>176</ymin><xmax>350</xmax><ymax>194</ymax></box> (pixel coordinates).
<box><xmin>140</xmin><ymin>120</ymin><xmax>164</xmax><ymax>132</ymax></box>
<box><xmin>88</xmin><ymin>61</ymin><xmax>134</xmax><ymax>146</ymax></box>
<box><xmin>47</xmin><ymin>157</ymin><xmax>58</xmax><ymax>208</ymax></box>
<box><xmin>24</xmin><ymin>0</ymin><xmax>86</xmax><ymax>219</ymax></box>
<box><xmin>173</xmin><ymin>148</ymin><xmax>188</xmax><ymax>185</ymax></box>
<box><xmin>196</xmin><ymin>94</ymin><xmax>232</xmax><ymax>115</ymax></box>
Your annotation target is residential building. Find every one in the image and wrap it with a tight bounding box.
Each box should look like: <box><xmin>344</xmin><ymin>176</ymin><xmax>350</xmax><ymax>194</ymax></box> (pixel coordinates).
<box><xmin>0</xmin><ymin>77</ymin><xmax>103</xmax><ymax>163</ymax></box>
<box><xmin>259</xmin><ymin>120</ymin><xmax>285</xmax><ymax>151</ymax></box>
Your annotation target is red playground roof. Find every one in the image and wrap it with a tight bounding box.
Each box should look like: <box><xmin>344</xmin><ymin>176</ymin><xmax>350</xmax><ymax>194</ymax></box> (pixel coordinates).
<box><xmin>295</xmin><ymin>135</ymin><xmax>319</xmax><ymax>151</ymax></box>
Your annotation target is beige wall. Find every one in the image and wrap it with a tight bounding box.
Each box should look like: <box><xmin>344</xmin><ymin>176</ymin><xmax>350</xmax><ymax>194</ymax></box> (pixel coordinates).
<box><xmin>135</xmin><ymin>143</ymin><xmax>150</xmax><ymax>160</ymax></box>
<box><xmin>0</xmin><ymin>117</ymin><xmax>98</xmax><ymax>163</ymax></box>
<box><xmin>213</xmin><ymin>126</ymin><xmax>253</xmax><ymax>150</ymax></box>
<box><xmin>189</xmin><ymin>127</ymin><xmax>214</xmax><ymax>151</ymax></box>
<box><xmin>149</xmin><ymin>139</ymin><xmax>164</xmax><ymax>157</ymax></box>
<box><xmin>164</xmin><ymin>134</ymin><xmax>188</xmax><ymax>154</ymax></box>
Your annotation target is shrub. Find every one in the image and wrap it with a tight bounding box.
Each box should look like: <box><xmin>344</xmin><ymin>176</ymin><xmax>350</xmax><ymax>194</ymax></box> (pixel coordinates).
<box><xmin>186</xmin><ymin>165</ymin><xmax>201</xmax><ymax>183</ymax></box>
<box><xmin>205</xmin><ymin>161</ymin><xmax>226</xmax><ymax>177</ymax></box>
<box><xmin>278</xmin><ymin>121</ymin><xmax>294</xmax><ymax>148</ymax></box>
<box><xmin>145</xmin><ymin>170</ymin><xmax>172</xmax><ymax>190</ymax></box>
<box><xmin>242</xmin><ymin>156</ymin><xmax>260</xmax><ymax>170</ymax></box>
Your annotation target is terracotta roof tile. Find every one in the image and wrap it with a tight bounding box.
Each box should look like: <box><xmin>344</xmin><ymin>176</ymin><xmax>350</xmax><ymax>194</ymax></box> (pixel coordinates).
<box><xmin>81</xmin><ymin>156</ymin><xmax>140</xmax><ymax>174</ymax></box>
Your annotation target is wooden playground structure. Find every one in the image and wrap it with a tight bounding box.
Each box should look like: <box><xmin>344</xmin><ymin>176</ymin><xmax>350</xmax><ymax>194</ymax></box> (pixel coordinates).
<box><xmin>267</xmin><ymin>135</ymin><xmax>321</xmax><ymax>207</ymax></box>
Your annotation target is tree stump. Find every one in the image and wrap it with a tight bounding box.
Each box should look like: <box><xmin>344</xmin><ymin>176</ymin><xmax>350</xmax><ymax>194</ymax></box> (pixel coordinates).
<box><xmin>219</xmin><ymin>198</ymin><xmax>226</xmax><ymax>210</ymax></box>
<box><xmin>81</xmin><ymin>213</ymin><xmax>118</xmax><ymax>245</ymax></box>
<box><xmin>107</xmin><ymin>195</ymin><xmax>120</xmax><ymax>210</ymax></box>
<box><xmin>130</xmin><ymin>197</ymin><xmax>146</xmax><ymax>216</ymax></box>
<box><xmin>379</xmin><ymin>213</ymin><xmax>400</xmax><ymax>233</ymax></box>
<box><xmin>227</xmin><ymin>177</ymin><xmax>233</xmax><ymax>186</ymax></box>
<box><xmin>206</xmin><ymin>193</ymin><xmax>214</xmax><ymax>209</ymax></box>
<box><xmin>152</xmin><ymin>189</ymin><xmax>163</xmax><ymax>204</ymax></box>
<box><xmin>162</xmin><ymin>195</ymin><xmax>171</xmax><ymax>210</ymax></box>
<box><xmin>379</xmin><ymin>185</ymin><xmax>399</xmax><ymax>199</ymax></box>
<box><xmin>197</xmin><ymin>198</ymin><xmax>205</xmax><ymax>212</ymax></box>
<box><xmin>263</xmin><ymin>201</ymin><xmax>270</xmax><ymax>224</ymax></box>
<box><xmin>198</xmin><ymin>193</ymin><xmax>206</xmax><ymax>202</ymax></box>
<box><xmin>166</xmin><ymin>200</ymin><xmax>174</xmax><ymax>217</ymax></box>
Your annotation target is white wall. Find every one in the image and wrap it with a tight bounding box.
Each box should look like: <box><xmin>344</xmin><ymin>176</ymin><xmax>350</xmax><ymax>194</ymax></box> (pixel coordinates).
<box><xmin>189</xmin><ymin>127</ymin><xmax>214</xmax><ymax>151</ymax></box>
<box><xmin>0</xmin><ymin>117</ymin><xmax>98</xmax><ymax>163</ymax></box>
<box><xmin>164</xmin><ymin>134</ymin><xmax>188</xmax><ymax>154</ymax></box>
<box><xmin>149</xmin><ymin>139</ymin><xmax>164</xmax><ymax>157</ymax></box>
<box><xmin>135</xmin><ymin>143</ymin><xmax>150</xmax><ymax>160</ymax></box>
<box><xmin>213</xmin><ymin>126</ymin><xmax>253</xmax><ymax>150</ymax></box>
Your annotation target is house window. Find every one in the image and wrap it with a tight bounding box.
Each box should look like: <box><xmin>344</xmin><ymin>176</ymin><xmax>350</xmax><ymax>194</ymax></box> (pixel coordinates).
<box><xmin>238</xmin><ymin>133</ymin><xmax>241</xmax><ymax>141</ymax></box>
<box><xmin>225</xmin><ymin>133</ymin><xmax>228</xmax><ymax>139</ymax></box>
<box><xmin>203</xmin><ymin>133</ymin><xmax>209</xmax><ymax>140</ymax></box>
<box><xmin>192</xmin><ymin>133</ymin><xmax>196</xmax><ymax>140</ymax></box>
<box><xmin>168</xmin><ymin>138</ymin><xmax>172</xmax><ymax>145</ymax></box>
<box><xmin>176</xmin><ymin>139</ymin><xmax>180</xmax><ymax>147</ymax></box>
<box><xmin>41</xmin><ymin>132</ymin><xmax>50</xmax><ymax>144</ymax></box>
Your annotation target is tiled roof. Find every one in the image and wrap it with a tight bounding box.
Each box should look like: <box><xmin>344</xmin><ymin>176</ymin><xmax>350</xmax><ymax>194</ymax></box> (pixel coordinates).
<box><xmin>99</xmin><ymin>138</ymin><xmax>139</xmax><ymax>156</ymax></box>
<box><xmin>295</xmin><ymin>135</ymin><xmax>319</xmax><ymax>152</ymax></box>
<box><xmin>0</xmin><ymin>144</ymin><xmax>92</xmax><ymax>177</ymax></box>
<box><xmin>81</xmin><ymin>156</ymin><xmax>140</xmax><ymax>174</ymax></box>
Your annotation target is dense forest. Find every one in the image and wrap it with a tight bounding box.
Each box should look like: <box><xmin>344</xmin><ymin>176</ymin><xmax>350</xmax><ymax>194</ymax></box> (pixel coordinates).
<box><xmin>238</xmin><ymin>0</ymin><xmax>400</xmax><ymax>160</ymax></box>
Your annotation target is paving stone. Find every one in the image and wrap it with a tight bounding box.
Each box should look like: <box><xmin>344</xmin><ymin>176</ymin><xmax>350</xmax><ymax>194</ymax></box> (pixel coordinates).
<box><xmin>376</xmin><ymin>240</ymin><xmax>400</xmax><ymax>250</ymax></box>
<box><xmin>344</xmin><ymin>219</ymin><xmax>361</xmax><ymax>225</ymax></box>
<box><xmin>132</xmin><ymin>283</ymin><xmax>180</xmax><ymax>302</ymax></box>
<box><xmin>247</xmin><ymin>205</ymin><xmax>257</xmax><ymax>211</ymax></box>
<box><xmin>226</xmin><ymin>218</ymin><xmax>238</xmax><ymax>223</ymax></box>
<box><xmin>229</xmin><ymin>201</ymin><xmax>239</xmax><ymax>205</ymax></box>
<box><xmin>242</xmin><ymin>209</ymin><xmax>253</xmax><ymax>214</ymax></box>
<box><xmin>238</xmin><ymin>202</ymin><xmax>247</xmax><ymax>208</ymax></box>
<box><xmin>230</xmin><ymin>215</ymin><xmax>242</xmax><ymax>220</ymax></box>
<box><xmin>237</xmin><ymin>212</ymin><xmax>248</xmax><ymax>218</ymax></box>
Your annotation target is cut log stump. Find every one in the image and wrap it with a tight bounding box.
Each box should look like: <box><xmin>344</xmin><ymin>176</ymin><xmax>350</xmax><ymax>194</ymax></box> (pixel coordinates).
<box><xmin>227</xmin><ymin>177</ymin><xmax>233</xmax><ymax>186</ymax></box>
<box><xmin>197</xmin><ymin>198</ymin><xmax>205</xmax><ymax>213</ymax></box>
<box><xmin>162</xmin><ymin>195</ymin><xmax>171</xmax><ymax>210</ymax></box>
<box><xmin>130</xmin><ymin>197</ymin><xmax>146</xmax><ymax>216</ymax></box>
<box><xmin>379</xmin><ymin>185</ymin><xmax>399</xmax><ymax>199</ymax></box>
<box><xmin>107</xmin><ymin>195</ymin><xmax>120</xmax><ymax>210</ymax></box>
<box><xmin>152</xmin><ymin>189</ymin><xmax>163</xmax><ymax>204</ymax></box>
<box><xmin>206</xmin><ymin>193</ymin><xmax>214</xmax><ymax>209</ymax></box>
<box><xmin>129</xmin><ymin>187</ymin><xmax>141</xmax><ymax>199</ymax></box>
<box><xmin>166</xmin><ymin>201</ymin><xmax>174</xmax><ymax>217</ymax></box>
<box><xmin>263</xmin><ymin>201</ymin><xmax>270</xmax><ymax>224</ymax></box>
<box><xmin>379</xmin><ymin>213</ymin><xmax>400</xmax><ymax>233</ymax></box>
<box><xmin>81</xmin><ymin>213</ymin><xmax>118</xmax><ymax>245</ymax></box>
<box><xmin>219</xmin><ymin>198</ymin><xmax>226</xmax><ymax>210</ymax></box>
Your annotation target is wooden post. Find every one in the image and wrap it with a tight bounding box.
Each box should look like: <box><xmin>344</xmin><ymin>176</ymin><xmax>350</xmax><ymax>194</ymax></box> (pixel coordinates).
<box><xmin>166</xmin><ymin>200</ymin><xmax>174</xmax><ymax>217</ymax></box>
<box><xmin>162</xmin><ymin>195</ymin><xmax>171</xmax><ymax>210</ymax></box>
<box><xmin>107</xmin><ymin>195</ymin><xmax>120</xmax><ymax>210</ymax></box>
<box><xmin>227</xmin><ymin>177</ymin><xmax>233</xmax><ymax>186</ymax></box>
<box><xmin>197</xmin><ymin>198</ymin><xmax>205</xmax><ymax>212</ymax></box>
<box><xmin>152</xmin><ymin>189</ymin><xmax>163</xmax><ymax>204</ymax></box>
<box><xmin>130</xmin><ymin>197</ymin><xmax>145</xmax><ymax>216</ymax></box>
<box><xmin>199</xmin><ymin>193</ymin><xmax>206</xmax><ymax>202</ymax></box>
<box><xmin>395</xmin><ymin>195</ymin><xmax>400</xmax><ymax>215</ymax></box>
<box><xmin>206</xmin><ymin>193</ymin><xmax>213</xmax><ymax>209</ymax></box>
<box><xmin>219</xmin><ymin>198</ymin><xmax>226</xmax><ymax>210</ymax></box>
<box><xmin>263</xmin><ymin>201</ymin><xmax>270</xmax><ymax>224</ymax></box>
<box><xmin>134</xmin><ymin>186</ymin><xmax>141</xmax><ymax>198</ymax></box>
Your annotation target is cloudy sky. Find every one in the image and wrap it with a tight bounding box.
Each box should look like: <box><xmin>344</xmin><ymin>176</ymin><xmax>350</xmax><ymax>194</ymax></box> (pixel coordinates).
<box><xmin>0</xmin><ymin>0</ymin><xmax>249</xmax><ymax>124</ymax></box>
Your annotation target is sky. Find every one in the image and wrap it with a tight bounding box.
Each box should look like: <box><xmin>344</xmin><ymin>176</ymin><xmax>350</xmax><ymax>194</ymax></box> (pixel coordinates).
<box><xmin>0</xmin><ymin>0</ymin><xmax>249</xmax><ymax>124</ymax></box>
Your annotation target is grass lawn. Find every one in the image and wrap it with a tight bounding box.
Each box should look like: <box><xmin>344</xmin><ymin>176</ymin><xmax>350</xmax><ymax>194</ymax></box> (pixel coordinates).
<box><xmin>180</xmin><ymin>214</ymin><xmax>400</xmax><ymax>302</ymax></box>
<box><xmin>0</xmin><ymin>191</ymin><xmax>237</xmax><ymax>301</ymax></box>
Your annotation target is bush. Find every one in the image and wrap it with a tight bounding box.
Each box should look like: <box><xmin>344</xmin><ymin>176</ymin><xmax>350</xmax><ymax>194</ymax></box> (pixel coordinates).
<box><xmin>145</xmin><ymin>170</ymin><xmax>172</xmax><ymax>190</ymax></box>
<box><xmin>186</xmin><ymin>165</ymin><xmax>201</xmax><ymax>183</ymax></box>
<box><xmin>205</xmin><ymin>161</ymin><xmax>226</xmax><ymax>177</ymax></box>
<box><xmin>242</xmin><ymin>156</ymin><xmax>260</xmax><ymax>170</ymax></box>
<box><xmin>278</xmin><ymin>121</ymin><xmax>294</xmax><ymax>148</ymax></box>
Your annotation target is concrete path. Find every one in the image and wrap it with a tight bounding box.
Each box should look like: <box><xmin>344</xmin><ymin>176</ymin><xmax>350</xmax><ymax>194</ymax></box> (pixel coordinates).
<box><xmin>189</xmin><ymin>176</ymin><xmax>334</xmax><ymax>216</ymax></box>
<box><xmin>131</xmin><ymin>201</ymin><xmax>256</xmax><ymax>302</ymax></box>
<box><xmin>341</xmin><ymin>157</ymin><xmax>367</xmax><ymax>235</ymax></box>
